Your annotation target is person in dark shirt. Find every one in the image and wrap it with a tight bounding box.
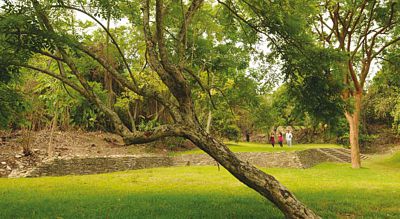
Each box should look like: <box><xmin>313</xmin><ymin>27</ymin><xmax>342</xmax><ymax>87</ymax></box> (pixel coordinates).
<box><xmin>269</xmin><ymin>133</ymin><xmax>275</xmax><ymax>147</ymax></box>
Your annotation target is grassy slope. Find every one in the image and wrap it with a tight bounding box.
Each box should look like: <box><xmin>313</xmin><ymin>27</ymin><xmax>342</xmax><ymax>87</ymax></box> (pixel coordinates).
<box><xmin>383</xmin><ymin>151</ymin><xmax>400</xmax><ymax>168</ymax></box>
<box><xmin>0</xmin><ymin>151</ymin><xmax>399</xmax><ymax>218</ymax></box>
<box><xmin>173</xmin><ymin>142</ymin><xmax>342</xmax><ymax>155</ymax></box>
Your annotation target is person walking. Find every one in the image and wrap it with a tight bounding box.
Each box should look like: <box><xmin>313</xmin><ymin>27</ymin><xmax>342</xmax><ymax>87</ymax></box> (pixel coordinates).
<box><xmin>269</xmin><ymin>133</ymin><xmax>275</xmax><ymax>147</ymax></box>
<box><xmin>286</xmin><ymin>130</ymin><xmax>293</xmax><ymax>147</ymax></box>
<box><xmin>278</xmin><ymin>132</ymin><xmax>283</xmax><ymax>147</ymax></box>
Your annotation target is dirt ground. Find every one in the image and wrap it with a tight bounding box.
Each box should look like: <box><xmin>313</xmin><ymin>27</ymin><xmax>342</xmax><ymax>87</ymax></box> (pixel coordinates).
<box><xmin>0</xmin><ymin>130</ymin><xmax>167</xmax><ymax>177</ymax></box>
<box><xmin>0</xmin><ymin>129</ymin><xmax>197</xmax><ymax>177</ymax></box>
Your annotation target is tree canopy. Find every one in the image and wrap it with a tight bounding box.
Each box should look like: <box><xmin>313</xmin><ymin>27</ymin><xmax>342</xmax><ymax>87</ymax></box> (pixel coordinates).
<box><xmin>1</xmin><ymin>0</ymin><xmax>399</xmax><ymax>217</ymax></box>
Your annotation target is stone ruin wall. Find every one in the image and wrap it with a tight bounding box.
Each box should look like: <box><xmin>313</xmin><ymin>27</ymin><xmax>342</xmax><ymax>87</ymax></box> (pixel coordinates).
<box><xmin>9</xmin><ymin>149</ymin><xmax>345</xmax><ymax>178</ymax></box>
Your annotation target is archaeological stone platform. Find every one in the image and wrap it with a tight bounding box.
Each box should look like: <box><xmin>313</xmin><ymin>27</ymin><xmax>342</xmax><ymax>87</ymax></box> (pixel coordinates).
<box><xmin>9</xmin><ymin>148</ymin><xmax>366</xmax><ymax>178</ymax></box>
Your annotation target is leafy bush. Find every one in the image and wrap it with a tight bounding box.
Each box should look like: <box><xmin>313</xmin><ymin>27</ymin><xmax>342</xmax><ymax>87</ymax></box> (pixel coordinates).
<box><xmin>337</xmin><ymin>133</ymin><xmax>378</xmax><ymax>148</ymax></box>
<box><xmin>138</xmin><ymin>117</ymin><xmax>160</xmax><ymax>132</ymax></box>
<box><xmin>392</xmin><ymin>100</ymin><xmax>400</xmax><ymax>134</ymax></box>
<box><xmin>0</xmin><ymin>83</ymin><xmax>27</xmax><ymax>129</ymax></box>
<box><xmin>222</xmin><ymin>124</ymin><xmax>241</xmax><ymax>142</ymax></box>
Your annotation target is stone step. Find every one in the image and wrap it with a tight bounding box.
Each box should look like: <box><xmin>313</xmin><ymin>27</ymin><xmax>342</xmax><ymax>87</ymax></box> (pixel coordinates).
<box><xmin>335</xmin><ymin>148</ymin><xmax>369</xmax><ymax>160</ymax></box>
<box><xmin>318</xmin><ymin>148</ymin><xmax>368</xmax><ymax>163</ymax></box>
<box><xmin>316</xmin><ymin>148</ymin><xmax>348</xmax><ymax>163</ymax></box>
<box><xmin>319</xmin><ymin>149</ymin><xmax>350</xmax><ymax>162</ymax></box>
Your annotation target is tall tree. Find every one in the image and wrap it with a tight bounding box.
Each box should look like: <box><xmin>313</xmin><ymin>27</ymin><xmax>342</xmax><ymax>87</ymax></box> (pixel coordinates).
<box><xmin>218</xmin><ymin>0</ymin><xmax>399</xmax><ymax>168</ymax></box>
<box><xmin>0</xmin><ymin>0</ymin><xmax>319</xmax><ymax>217</ymax></box>
<box><xmin>313</xmin><ymin>0</ymin><xmax>400</xmax><ymax>168</ymax></box>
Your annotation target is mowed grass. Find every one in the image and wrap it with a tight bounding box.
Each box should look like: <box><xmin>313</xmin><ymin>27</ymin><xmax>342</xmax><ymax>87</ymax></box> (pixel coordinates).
<box><xmin>0</xmin><ymin>153</ymin><xmax>399</xmax><ymax>218</ymax></box>
<box><xmin>174</xmin><ymin>142</ymin><xmax>342</xmax><ymax>155</ymax></box>
<box><xmin>382</xmin><ymin>151</ymin><xmax>400</xmax><ymax>168</ymax></box>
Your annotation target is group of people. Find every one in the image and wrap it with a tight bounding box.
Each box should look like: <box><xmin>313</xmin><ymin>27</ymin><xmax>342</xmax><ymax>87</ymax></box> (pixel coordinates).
<box><xmin>269</xmin><ymin>130</ymin><xmax>293</xmax><ymax>147</ymax></box>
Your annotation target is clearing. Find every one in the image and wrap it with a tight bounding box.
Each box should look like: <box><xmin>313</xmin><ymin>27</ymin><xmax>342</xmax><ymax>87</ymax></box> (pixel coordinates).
<box><xmin>0</xmin><ymin>152</ymin><xmax>399</xmax><ymax>218</ymax></box>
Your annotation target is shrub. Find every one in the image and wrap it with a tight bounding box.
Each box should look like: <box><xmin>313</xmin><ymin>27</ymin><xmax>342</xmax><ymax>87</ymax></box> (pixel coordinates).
<box><xmin>222</xmin><ymin>125</ymin><xmax>241</xmax><ymax>142</ymax></box>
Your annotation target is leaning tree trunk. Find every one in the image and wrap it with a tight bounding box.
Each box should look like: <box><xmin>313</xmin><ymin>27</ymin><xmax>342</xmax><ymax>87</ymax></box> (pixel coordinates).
<box><xmin>345</xmin><ymin>92</ymin><xmax>362</xmax><ymax>168</ymax></box>
<box><xmin>28</xmin><ymin>0</ymin><xmax>319</xmax><ymax>217</ymax></box>
<box><xmin>183</xmin><ymin>123</ymin><xmax>320</xmax><ymax>219</ymax></box>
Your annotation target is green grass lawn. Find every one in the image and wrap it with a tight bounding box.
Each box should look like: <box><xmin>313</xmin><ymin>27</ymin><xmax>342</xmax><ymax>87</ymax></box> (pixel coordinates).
<box><xmin>173</xmin><ymin>142</ymin><xmax>343</xmax><ymax>155</ymax></box>
<box><xmin>382</xmin><ymin>151</ymin><xmax>400</xmax><ymax>168</ymax></box>
<box><xmin>0</xmin><ymin>152</ymin><xmax>399</xmax><ymax>218</ymax></box>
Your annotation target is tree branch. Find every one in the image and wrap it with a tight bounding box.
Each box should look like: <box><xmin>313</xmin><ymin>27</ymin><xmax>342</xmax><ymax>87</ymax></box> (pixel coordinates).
<box><xmin>350</xmin><ymin>1</ymin><xmax>375</xmax><ymax>60</ymax></box>
<box><xmin>32</xmin><ymin>0</ymin><xmax>132</xmax><ymax>136</ymax></box>
<box><xmin>72</xmin><ymin>42</ymin><xmax>182</xmax><ymax>121</ymax></box>
<box><xmin>16</xmin><ymin>63</ymin><xmax>90</xmax><ymax>99</ymax></box>
<box><xmin>349</xmin><ymin>0</ymin><xmax>368</xmax><ymax>33</ymax></box>
<box><xmin>217</xmin><ymin>0</ymin><xmax>280</xmax><ymax>49</ymax></box>
<box><xmin>142</xmin><ymin>0</ymin><xmax>195</xmax><ymax>118</ymax></box>
<box><xmin>155</xmin><ymin>0</ymin><xmax>175</xmax><ymax>73</ymax></box>
<box><xmin>177</xmin><ymin>0</ymin><xmax>204</xmax><ymax>66</ymax></box>
<box><xmin>123</xmin><ymin>124</ymin><xmax>186</xmax><ymax>144</ymax></box>
<box><xmin>348</xmin><ymin>60</ymin><xmax>361</xmax><ymax>92</ymax></box>
<box><xmin>50</xmin><ymin>4</ymin><xmax>138</xmax><ymax>86</ymax></box>
<box><xmin>210</xmin><ymin>85</ymin><xmax>235</xmax><ymax>116</ymax></box>
<box><xmin>36</xmin><ymin>50</ymin><xmax>64</xmax><ymax>62</ymax></box>
<box><xmin>368</xmin><ymin>1</ymin><xmax>396</xmax><ymax>55</ymax></box>
<box><xmin>371</xmin><ymin>36</ymin><xmax>400</xmax><ymax>60</ymax></box>
<box><xmin>184</xmin><ymin>67</ymin><xmax>216</xmax><ymax>109</ymax></box>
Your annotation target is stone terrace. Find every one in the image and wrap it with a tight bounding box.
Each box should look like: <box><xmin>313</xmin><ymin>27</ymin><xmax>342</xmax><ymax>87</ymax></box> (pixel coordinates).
<box><xmin>8</xmin><ymin>148</ymin><xmax>365</xmax><ymax>178</ymax></box>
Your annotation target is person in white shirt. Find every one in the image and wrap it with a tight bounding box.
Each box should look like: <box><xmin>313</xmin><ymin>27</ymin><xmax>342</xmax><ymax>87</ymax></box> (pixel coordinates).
<box><xmin>285</xmin><ymin>130</ymin><xmax>293</xmax><ymax>147</ymax></box>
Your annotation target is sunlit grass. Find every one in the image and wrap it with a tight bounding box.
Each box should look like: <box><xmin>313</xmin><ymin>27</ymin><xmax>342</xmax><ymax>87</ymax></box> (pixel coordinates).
<box><xmin>173</xmin><ymin>142</ymin><xmax>343</xmax><ymax>155</ymax></box>
<box><xmin>377</xmin><ymin>151</ymin><xmax>400</xmax><ymax>168</ymax></box>
<box><xmin>0</xmin><ymin>151</ymin><xmax>398</xmax><ymax>218</ymax></box>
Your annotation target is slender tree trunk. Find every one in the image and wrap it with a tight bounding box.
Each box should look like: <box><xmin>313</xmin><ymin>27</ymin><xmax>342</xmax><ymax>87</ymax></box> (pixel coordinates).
<box><xmin>205</xmin><ymin>110</ymin><xmax>212</xmax><ymax>133</ymax></box>
<box><xmin>345</xmin><ymin>92</ymin><xmax>362</xmax><ymax>168</ymax></box>
<box><xmin>206</xmin><ymin>72</ymin><xmax>214</xmax><ymax>134</ymax></box>
<box><xmin>128</xmin><ymin>101</ymin><xmax>137</xmax><ymax>131</ymax></box>
<box><xmin>185</xmin><ymin>125</ymin><xmax>320</xmax><ymax>219</ymax></box>
<box><xmin>155</xmin><ymin>100</ymin><xmax>158</xmax><ymax>119</ymax></box>
<box><xmin>69</xmin><ymin>0</ymin><xmax>75</xmax><ymax>36</ymax></box>
<box><xmin>133</xmin><ymin>100</ymin><xmax>139</xmax><ymax>130</ymax></box>
<box><xmin>48</xmin><ymin>112</ymin><xmax>58</xmax><ymax>157</ymax></box>
<box><xmin>105</xmin><ymin>12</ymin><xmax>114</xmax><ymax>109</ymax></box>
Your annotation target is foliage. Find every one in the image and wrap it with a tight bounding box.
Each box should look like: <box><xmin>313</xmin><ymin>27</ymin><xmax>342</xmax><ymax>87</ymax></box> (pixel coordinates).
<box><xmin>0</xmin><ymin>0</ymin><xmax>271</xmax><ymax>136</ymax></box>
<box><xmin>364</xmin><ymin>46</ymin><xmax>400</xmax><ymax>133</ymax></box>
<box><xmin>221</xmin><ymin>124</ymin><xmax>241</xmax><ymax>142</ymax></box>
<box><xmin>220</xmin><ymin>0</ymin><xmax>347</xmax><ymax>129</ymax></box>
<box><xmin>0</xmin><ymin>19</ymin><xmax>29</xmax><ymax>129</ymax></box>
<box><xmin>0</xmin><ymin>83</ymin><xmax>27</xmax><ymax>129</ymax></box>
<box><xmin>393</xmin><ymin>103</ymin><xmax>400</xmax><ymax>134</ymax></box>
<box><xmin>3</xmin><ymin>0</ymin><xmax>397</xmax><ymax>215</ymax></box>
<box><xmin>283</xmin><ymin>46</ymin><xmax>346</xmax><ymax>126</ymax></box>
<box><xmin>271</xmin><ymin>85</ymin><xmax>303</xmax><ymax>125</ymax></box>
<box><xmin>137</xmin><ymin>117</ymin><xmax>160</xmax><ymax>132</ymax></box>
<box><xmin>25</xmin><ymin>68</ymin><xmax>109</xmax><ymax>130</ymax></box>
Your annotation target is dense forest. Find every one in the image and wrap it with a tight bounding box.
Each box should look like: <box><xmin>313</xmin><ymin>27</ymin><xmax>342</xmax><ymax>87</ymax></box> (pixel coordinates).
<box><xmin>1</xmin><ymin>0</ymin><xmax>399</xmax><ymax>218</ymax></box>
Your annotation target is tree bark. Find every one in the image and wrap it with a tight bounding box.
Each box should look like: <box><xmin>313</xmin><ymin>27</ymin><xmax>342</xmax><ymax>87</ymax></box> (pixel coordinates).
<box><xmin>139</xmin><ymin>0</ymin><xmax>320</xmax><ymax>217</ymax></box>
<box><xmin>345</xmin><ymin>92</ymin><xmax>362</xmax><ymax>168</ymax></box>
<box><xmin>184</xmin><ymin>125</ymin><xmax>320</xmax><ymax>219</ymax></box>
<box><xmin>47</xmin><ymin>112</ymin><xmax>58</xmax><ymax>157</ymax></box>
<box><xmin>128</xmin><ymin>101</ymin><xmax>137</xmax><ymax>131</ymax></box>
<box><xmin>27</xmin><ymin>0</ymin><xmax>321</xmax><ymax>217</ymax></box>
<box><xmin>105</xmin><ymin>13</ymin><xmax>115</xmax><ymax>110</ymax></box>
<box><xmin>205</xmin><ymin>110</ymin><xmax>212</xmax><ymax>133</ymax></box>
